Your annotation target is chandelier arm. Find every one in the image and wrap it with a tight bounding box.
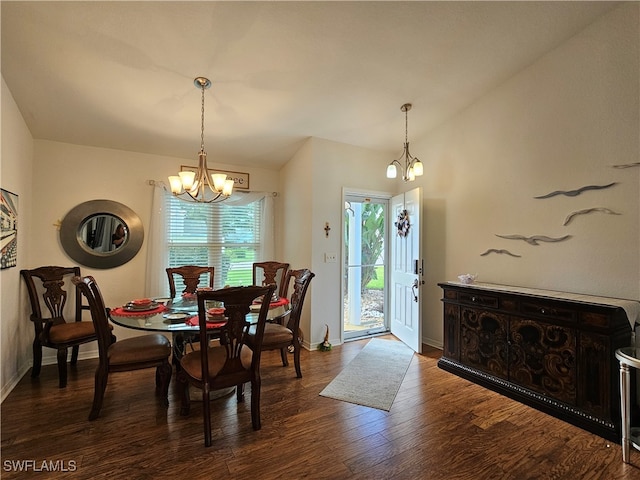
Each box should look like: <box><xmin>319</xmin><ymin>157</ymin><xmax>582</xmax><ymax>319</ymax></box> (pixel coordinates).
<box><xmin>172</xmin><ymin>191</ymin><xmax>227</xmax><ymax>204</ymax></box>
<box><xmin>198</xmin><ymin>151</ymin><xmax>228</xmax><ymax>199</ymax></box>
<box><xmin>405</xmin><ymin>143</ymin><xmax>417</xmax><ymax>163</ymax></box>
<box><xmin>201</xmin><ymin>168</ymin><xmax>223</xmax><ymax>198</ymax></box>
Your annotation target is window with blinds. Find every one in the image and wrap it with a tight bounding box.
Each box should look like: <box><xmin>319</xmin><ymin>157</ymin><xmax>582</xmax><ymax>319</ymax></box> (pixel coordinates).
<box><xmin>165</xmin><ymin>195</ymin><xmax>262</xmax><ymax>290</ymax></box>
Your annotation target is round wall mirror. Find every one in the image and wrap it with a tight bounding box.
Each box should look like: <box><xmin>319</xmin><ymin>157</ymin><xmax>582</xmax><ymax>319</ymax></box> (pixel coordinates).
<box><xmin>60</xmin><ymin>200</ymin><xmax>144</xmax><ymax>269</ymax></box>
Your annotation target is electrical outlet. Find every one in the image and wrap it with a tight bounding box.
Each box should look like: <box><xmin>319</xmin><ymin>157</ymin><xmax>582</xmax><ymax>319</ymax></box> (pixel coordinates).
<box><xmin>324</xmin><ymin>253</ymin><xmax>337</xmax><ymax>263</ymax></box>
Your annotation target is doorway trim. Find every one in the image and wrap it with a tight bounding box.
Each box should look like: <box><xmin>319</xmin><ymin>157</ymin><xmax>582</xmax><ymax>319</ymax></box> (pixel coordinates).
<box><xmin>341</xmin><ymin>188</ymin><xmax>393</xmax><ymax>343</ymax></box>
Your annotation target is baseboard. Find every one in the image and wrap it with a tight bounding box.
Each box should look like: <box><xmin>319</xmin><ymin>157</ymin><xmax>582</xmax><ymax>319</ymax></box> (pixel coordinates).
<box><xmin>0</xmin><ymin>363</ymin><xmax>30</xmax><ymax>403</ymax></box>
<box><xmin>421</xmin><ymin>336</ymin><xmax>442</xmax><ymax>349</ymax></box>
<box><xmin>40</xmin><ymin>347</ymin><xmax>100</xmax><ymax>367</ymax></box>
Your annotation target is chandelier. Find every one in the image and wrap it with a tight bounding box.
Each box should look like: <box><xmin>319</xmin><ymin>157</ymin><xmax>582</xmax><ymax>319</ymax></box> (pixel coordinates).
<box><xmin>386</xmin><ymin>103</ymin><xmax>424</xmax><ymax>182</ymax></box>
<box><xmin>168</xmin><ymin>77</ymin><xmax>234</xmax><ymax>203</ymax></box>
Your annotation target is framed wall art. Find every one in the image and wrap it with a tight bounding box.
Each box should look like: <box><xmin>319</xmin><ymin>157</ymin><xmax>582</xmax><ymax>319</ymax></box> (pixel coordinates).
<box><xmin>1</xmin><ymin>188</ymin><xmax>18</xmax><ymax>269</ymax></box>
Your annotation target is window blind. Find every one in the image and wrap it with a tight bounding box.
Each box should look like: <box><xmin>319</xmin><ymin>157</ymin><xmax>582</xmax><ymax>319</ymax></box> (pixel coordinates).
<box><xmin>164</xmin><ymin>195</ymin><xmax>262</xmax><ymax>290</ymax></box>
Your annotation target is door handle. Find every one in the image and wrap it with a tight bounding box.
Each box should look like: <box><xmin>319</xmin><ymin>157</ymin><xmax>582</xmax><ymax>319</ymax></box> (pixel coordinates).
<box><xmin>411</xmin><ymin>279</ymin><xmax>419</xmax><ymax>302</ymax></box>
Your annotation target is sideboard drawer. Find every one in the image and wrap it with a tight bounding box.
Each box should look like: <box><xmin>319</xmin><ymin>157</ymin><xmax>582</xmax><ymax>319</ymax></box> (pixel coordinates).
<box><xmin>580</xmin><ymin>311</ymin><xmax>611</xmax><ymax>329</ymax></box>
<box><xmin>459</xmin><ymin>291</ymin><xmax>499</xmax><ymax>309</ymax></box>
<box><xmin>521</xmin><ymin>300</ymin><xmax>576</xmax><ymax>323</ymax></box>
<box><xmin>444</xmin><ymin>289</ymin><xmax>458</xmax><ymax>300</ymax></box>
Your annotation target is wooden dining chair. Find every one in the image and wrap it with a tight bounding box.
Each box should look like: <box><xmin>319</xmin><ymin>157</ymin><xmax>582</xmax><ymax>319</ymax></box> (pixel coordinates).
<box><xmin>166</xmin><ymin>265</ymin><xmax>215</xmax><ymax>361</ymax></box>
<box><xmin>177</xmin><ymin>284</ymin><xmax>276</xmax><ymax>447</ymax></box>
<box><xmin>20</xmin><ymin>266</ymin><xmax>98</xmax><ymax>388</ymax></box>
<box><xmin>252</xmin><ymin>261</ymin><xmax>289</xmax><ymax>298</ymax></box>
<box><xmin>72</xmin><ymin>275</ymin><xmax>172</xmax><ymax>420</ymax></box>
<box><xmin>247</xmin><ymin>269</ymin><xmax>314</xmax><ymax>378</ymax></box>
<box><xmin>166</xmin><ymin>265</ymin><xmax>215</xmax><ymax>298</ymax></box>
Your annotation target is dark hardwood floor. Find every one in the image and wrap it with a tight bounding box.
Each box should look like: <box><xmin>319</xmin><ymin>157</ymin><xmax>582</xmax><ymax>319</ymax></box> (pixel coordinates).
<box><xmin>2</xmin><ymin>335</ymin><xmax>638</xmax><ymax>479</ymax></box>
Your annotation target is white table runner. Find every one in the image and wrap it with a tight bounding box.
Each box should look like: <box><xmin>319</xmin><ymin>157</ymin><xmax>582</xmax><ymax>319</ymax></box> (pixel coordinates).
<box><xmin>444</xmin><ymin>281</ymin><xmax>640</xmax><ymax>331</ymax></box>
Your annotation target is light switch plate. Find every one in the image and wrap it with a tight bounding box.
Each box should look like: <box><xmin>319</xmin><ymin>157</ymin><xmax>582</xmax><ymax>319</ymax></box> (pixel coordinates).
<box><xmin>324</xmin><ymin>253</ymin><xmax>337</xmax><ymax>263</ymax></box>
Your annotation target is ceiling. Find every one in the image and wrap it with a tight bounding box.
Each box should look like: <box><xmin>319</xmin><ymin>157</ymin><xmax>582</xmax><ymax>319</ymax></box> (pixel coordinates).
<box><xmin>1</xmin><ymin>1</ymin><xmax>619</xmax><ymax>170</ymax></box>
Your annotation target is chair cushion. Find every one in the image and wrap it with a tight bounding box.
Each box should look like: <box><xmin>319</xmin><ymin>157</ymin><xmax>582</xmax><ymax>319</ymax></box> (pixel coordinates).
<box><xmin>180</xmin><ymin>344</ymin><xmax>253</xmax><ymax>381</ymax></box>
<box><xmin>47</xmin><ymin>321</ymin><xmax>96</xmax><ymax>343</ymax></box>
<box><xmin>260</xmin><ymin>323</ymin><xmax>293</xmax><ymax>347</ymax></box>
<box><xmin>108</xmin><ymin>334</ymin><xmax>171</xmax><ymax>365</ymax></box>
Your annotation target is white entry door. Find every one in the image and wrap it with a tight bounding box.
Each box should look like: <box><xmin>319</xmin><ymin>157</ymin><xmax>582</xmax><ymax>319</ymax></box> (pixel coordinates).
<box><xmin>389</xmin><ymin>188</ymin><xmax>422</xmax><ymax>353</ymax></box>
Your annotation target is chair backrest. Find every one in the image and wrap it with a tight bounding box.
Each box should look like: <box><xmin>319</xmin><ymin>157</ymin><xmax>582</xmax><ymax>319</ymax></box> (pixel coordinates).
<box><xmin>196</xmin><ymin>284</ymin><xmax>276</xmax><ymax>381</ymax></box>
<box><xmin>282</xmin><ymin>269</ymin><xmax>315</xmax><ymax>333</ymax></box>
<box><xmin>252</xmin><ymin>261</ymin><xmax>290</xmax><ymax>298</ymax></box>
<box><xmin>166</xmin><ymin>266</ymin><xmax>215</xmax><ymax>298</ymax></box>
<box><xmin>20</xmin><ymin>266</ymin><xmax>83</xmax><ymax>333</ymax></box>
<box><xmin>71</xmin><ymin>276</ymin><xmax>114</xmax><ymax>361</ymax></box>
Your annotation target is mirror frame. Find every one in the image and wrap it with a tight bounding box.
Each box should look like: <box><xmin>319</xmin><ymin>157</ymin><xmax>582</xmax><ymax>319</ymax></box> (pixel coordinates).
<box><xmin>60</xmin><ymin>200</ymin><xmax>144</xmax><ymax>269</ymax></box>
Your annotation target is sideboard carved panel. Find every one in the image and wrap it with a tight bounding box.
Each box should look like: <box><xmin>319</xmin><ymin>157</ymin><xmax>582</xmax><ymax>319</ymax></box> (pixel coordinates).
<box><xmin>460</xmin><ymin>307</ymin><xmax>508</xmax><ymax>380</ymax></box>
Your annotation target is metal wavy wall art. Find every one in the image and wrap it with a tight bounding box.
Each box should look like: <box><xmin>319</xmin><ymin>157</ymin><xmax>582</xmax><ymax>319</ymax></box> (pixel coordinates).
<box><xmin>480</xmin><ymin>249</ymin><xmax>521</xmax><ymax>258</ymax></box>
<box><xmin>612</xmin><ymin>162</ymin><xmax>640</xmax><ymax>169</ymax></box>
<box><xmin>495</xmin><ymin>234</ymin><xmax>572</xmax><ymax>245</ymax></box>
<box><xmin>563</xmin><ymin>207</ymin><xmax>621</xmax><ymax>226</ymax></box>
<box><xmin>534</xmin><ymin>182</ymin><xmax>617</xmax><ymax>199</ymax></box>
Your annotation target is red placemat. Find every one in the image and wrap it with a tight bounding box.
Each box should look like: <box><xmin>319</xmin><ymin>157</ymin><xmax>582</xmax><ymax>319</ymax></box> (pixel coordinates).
<box><xmin>252</xmin><ymin>297</ymin><xmax>289</xmax><ymax>307</ymax></box>
<box><xmin>185</xmin><ymin>316</ymin><xmax>227</xmax><ymax>329</ymax></box>
<box><xmin>271</xmin><ymin>298</ymin><xmax>289</xmax><ymax>308</ymax></box>
<box><xmin>110</xmin><ymin>305</ymin><xmax>167</xmax><ymax>317</ymax></box>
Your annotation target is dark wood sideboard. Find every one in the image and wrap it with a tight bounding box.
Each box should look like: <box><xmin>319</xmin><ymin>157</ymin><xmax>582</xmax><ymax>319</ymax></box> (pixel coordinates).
<box><xmin>437</xmin><ymin>282</ymin><xmax>636</xmax><ymax>442</ymax></box>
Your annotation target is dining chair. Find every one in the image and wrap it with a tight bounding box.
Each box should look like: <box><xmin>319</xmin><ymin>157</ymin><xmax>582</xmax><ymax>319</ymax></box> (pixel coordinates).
<box><xmin>177</xmin><ymin>284</ymin><xmax>276</xmax><ymax>447</ymax></box>
<box><xmin>166</xmin><ymin>265</ymin><xmax>215</xmax><ymax>298</ymax></box>
<box><xmin>252</xmin><ymin>261</ymin><xmax>290</xmax><ymax>298</ymax></box>
<box><xmin>20</xmin><ymin>266</ymin><xmax>99</xmax><ymax>388</ymax></box>
<box><xmin>72</xmin><ymin>275</ymin><xmax>172</xmax><ymax>421</ymax></box>
<box><xmin>247</xmin><ymin>269</ymin><xmax>314</xmax><ymax>378</ymax></box>
<box><xmin>166</xmin><ymin>265</ymin><xmax>215</xmax><ymax>361</ymax></box>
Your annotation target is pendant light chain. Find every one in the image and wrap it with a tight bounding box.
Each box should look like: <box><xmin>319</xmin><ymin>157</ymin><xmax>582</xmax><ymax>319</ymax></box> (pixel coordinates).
<box><xmin>404</xmin><ymin>107</ymin><xmax>409</xmax><ymax>145</ymax></box>
<box><xmin>200</xmin><ymin>83</ymin><xmax>206</xmax><ymax>153</ymax></box>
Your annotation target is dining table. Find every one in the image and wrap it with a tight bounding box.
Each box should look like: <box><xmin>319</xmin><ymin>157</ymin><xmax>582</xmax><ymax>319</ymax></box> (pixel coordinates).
<box><xmin>108</xmin><ymin>293</ymin><xmax>290</xmax><ymax>363</ymax></box>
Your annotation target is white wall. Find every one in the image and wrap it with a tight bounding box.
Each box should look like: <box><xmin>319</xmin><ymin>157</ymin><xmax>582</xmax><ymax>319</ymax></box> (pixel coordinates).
<box><xmin>1</xmin><ymin>78</ymin><xmax>35</xmax><ymax>400</ymax></box>
<box><xmin>278</xmin><ymin>139</ymin><xmax>314</xmax><ymax>342</ymax></box>
<box><xmin>409</xmin><ymin>3</ymin><xmax>640</xmax><ymax>347</ymax></box>
<box><xmin>279</xmin><ymin>137</ymin><xmax>394</xmax><ymax>348</ymax></box>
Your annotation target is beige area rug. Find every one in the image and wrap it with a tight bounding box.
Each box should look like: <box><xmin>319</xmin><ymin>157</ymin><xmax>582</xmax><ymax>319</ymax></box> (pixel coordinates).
<box><xmin>319</xmin><ymin>338</ymin><xmax>414</xmax><ymax>411</ymax></box>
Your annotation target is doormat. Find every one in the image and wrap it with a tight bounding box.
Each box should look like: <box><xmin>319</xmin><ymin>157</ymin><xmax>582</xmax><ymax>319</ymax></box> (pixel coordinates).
<box><xmin>319</xmin><ymin>338</ymin><xmax>413</xmax><ymax>411</ymax></box>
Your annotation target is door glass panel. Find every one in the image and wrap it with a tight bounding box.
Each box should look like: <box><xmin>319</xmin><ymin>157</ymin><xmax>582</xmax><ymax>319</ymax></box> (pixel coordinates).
<box><xmin>343</xmin><ymin>196</ymin><xmax>388</xmax><ymax>339</ymax></box>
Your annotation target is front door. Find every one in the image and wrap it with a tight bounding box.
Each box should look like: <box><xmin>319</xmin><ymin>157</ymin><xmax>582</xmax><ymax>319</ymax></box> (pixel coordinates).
<box><xmin>389</xmin><ymin>188</ymin><xmax>422</xmax><ymax>353</ymax></box>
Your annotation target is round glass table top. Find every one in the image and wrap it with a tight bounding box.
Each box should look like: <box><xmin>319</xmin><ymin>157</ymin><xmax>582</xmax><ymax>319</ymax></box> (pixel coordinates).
<box><xmin>109</xmin><ymin>296</ymin><xmax>200</xmax><ymax>333</ymax></box>
<box><xmin>108</xmin><ymin>296</ymin><xmax>283</xmax><ymax>333</ymax></box>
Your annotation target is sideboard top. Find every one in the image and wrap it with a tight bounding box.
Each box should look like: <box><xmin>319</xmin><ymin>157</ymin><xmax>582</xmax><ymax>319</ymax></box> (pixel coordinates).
<box><xmin>439</xmin><ymin>281</ymin><xmax>640</xmax><ymax>330</ymax></box>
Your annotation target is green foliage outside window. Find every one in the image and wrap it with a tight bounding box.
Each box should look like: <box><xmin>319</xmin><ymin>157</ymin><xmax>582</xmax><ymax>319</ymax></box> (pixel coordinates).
<box><xmin>344</xmin><ymin>202</ymin><xmax>385</xmax><ymax>294</ymax></box>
